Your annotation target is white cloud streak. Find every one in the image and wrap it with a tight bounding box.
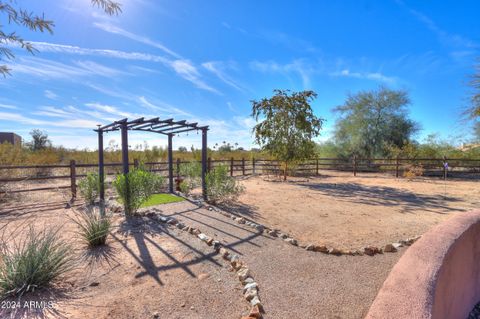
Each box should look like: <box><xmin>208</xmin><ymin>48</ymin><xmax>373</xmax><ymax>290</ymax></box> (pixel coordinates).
<box><xmin>27</xmin><ymin>41</ymin><xmax>219</xmax><ymax>94</ymax></box>
<box><xmin>202</xmin><ymin>61</ymin><xmax>245</xmax><ymax>92</ymax></box>
<box><xmin>93</xmin><ymin>21</ymin><xmax>182</xmax><ymax>59</ymax></box>
<box><xmin>329</xmin><ymin>69</ymin><xmax>396</xmax><ymax>83</ymax></box>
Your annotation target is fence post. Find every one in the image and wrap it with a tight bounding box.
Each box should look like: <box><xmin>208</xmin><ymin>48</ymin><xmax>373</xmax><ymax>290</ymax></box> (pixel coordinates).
<box><xmin>208</xmin><ymin>157</ymin><xmax>212</xmax><ymax>172</ymax></box>
<box><xmin>242</xmin><ymin>158</ymin><xmax>245</xmax><ymax>175</ymax></box>
<box><xmin>133</xmin><ymin>158</ymin><xmax>139</xmax><ymax>169</ymax></box>
<box><xmin>70</xmin><ymin>160</ymin><xmax>76</xmax><ymax>201</ymax></box>
<box><xmin>395</xmin><ymin>156</ymin><xmax>400</xmax><ymax>178</ymax></box>
<box><xmin>443</xmin><ymin>156</ymin><xmax>448</xmax><ymax>180</ymax></box>
<box><xmin>176</xmin><ymin>158</ymin><xmax>180</xmax><ymax>179</ymax></box>
<box><xmin>353</xmin><ymin>155</ymin><xmax>357</xmax><ymax>177</ymax></box>
<box><xmin>316</xmin><ymin>157</ymin><xmax>319</xmax><ymax>176</ymax></box>
<box><xmin>230</xmin><ymin>157</ymin><xmax>234</xmax><ymax>176</ymax></box>
<box><xmin>252</xmin><ymin>157</ymin><xmax>256</xmax><ymax>174</ymax></box>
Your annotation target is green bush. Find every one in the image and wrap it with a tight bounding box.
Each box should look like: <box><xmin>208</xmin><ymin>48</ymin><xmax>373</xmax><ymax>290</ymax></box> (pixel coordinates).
<box><xmin>206</xmin><ymin>164</ymin><xmax>244</xmax><ymax>203</ymax></box>
<box><xmin>178</xmin><ymin>162</ymin><xmax>202</xmax><ymax>195</ymax></box>
<box><xmin>113</xmin><ymin>168</ymin><xmax>165</xmax><ymax>215</ymax></box>
<box><xmin>0</xmin><ymin>227</ymin><xmax>75</xmax><ymax>298</ymax></box>
<box><xmin>72</xmin><ymin>208</ymin><xmax>112</xmax><ymax>247</ymax></box>
<box><xmin>78</xmin><ymin>172</ymin><xmax>101</xmax><ymax>205</ymax></box>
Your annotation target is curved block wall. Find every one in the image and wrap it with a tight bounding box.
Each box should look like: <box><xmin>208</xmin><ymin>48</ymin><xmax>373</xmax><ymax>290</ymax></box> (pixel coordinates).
<box><xmin>366</xmin><ymin>210</ymin><xmax>480</xmax><ymax>319</ymax></box>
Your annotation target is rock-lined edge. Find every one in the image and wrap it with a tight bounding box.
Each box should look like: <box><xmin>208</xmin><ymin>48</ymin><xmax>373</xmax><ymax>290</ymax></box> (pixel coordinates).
<box><xmin>143</xmin><ymin>208</ymin><xmax>264</xmax><ymax>319</ymax></box>
<box><xmin>204</xmin><ymin>204</ymin><xmax>421</xmax><ymax>257</ymax></box>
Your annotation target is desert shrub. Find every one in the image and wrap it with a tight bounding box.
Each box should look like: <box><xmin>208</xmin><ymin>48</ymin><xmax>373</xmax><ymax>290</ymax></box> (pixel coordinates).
<box><xmin>78</xmin><ymin>172</ymin><xmax>101</xmax><ymax>205</ymax></box>
<box><xmin>0</xmin><ymin>227</ymin><xmax>75</xmax><ymax>298</ymax></box>
<box><xmin>179</xmin><ymin>180</ymin><xmax>190</xmax><ymax>195</ymax></box>
<box><xmin>206</xmin><ymin>164</ymin><xmax>244</xmax><ymax>203</ymax></box>
<box><xmin>72</xmin><ymin>208</ymin><xmax>112</xmax><ymax>247</ymax></box>
<box><xmin>403</xmin><ymin>164</ymin><xmax>424</xmax><ymax>180</ymax></box>
<box><xmin>178</xmin><ymin>161</ymin><xmax>202</xmax><ymax>195</ymax></box>
<box><xmin>113</xmin><ymin>168</ymin><xmax>165</xmax><ymax>215</ymax></box>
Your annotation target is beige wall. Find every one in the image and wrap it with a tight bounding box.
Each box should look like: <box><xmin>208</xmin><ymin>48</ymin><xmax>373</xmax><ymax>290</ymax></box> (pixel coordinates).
<box><xmin>366</xmin><ymin>210</ymin><xmax>480</xmax><ymax>319</ymax></box>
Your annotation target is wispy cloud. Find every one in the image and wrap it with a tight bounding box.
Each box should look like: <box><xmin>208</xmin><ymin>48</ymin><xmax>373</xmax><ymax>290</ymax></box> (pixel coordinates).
<box><xmin>0</xmin><ymin>111</ymin><xmax>99</xmax><ymax>128</ymax></box>
<box><xmin>260</xmin><ymin>30</ymin><xmax>319</xmax><ymax>53</ymax></box>
<box><xmin>9</xmin><ymin>56</ymin><xmax>125</xmax><ymax>80</ymax></box>
<box><xmin>26</xmin><ymin>42</ymin><xmax>218</xmax><ymax>94</ymax></box>
<box><xmin>396</xmin><ymin>0</ymin><xmax>478</xmax><ymax>51</ymax></box>
<box><xmin>138</xmin><ymin>96</ymin><xmax>192</xmax><ymax>117</ymax></box>
<box><xmin>329</xmin><ymin>69</ymin><xmax>396</xmax><ymax>83</ymax></box>
<box><xmin>44</xmin><ymin>90</ymin><xmax>58</xmax><ymax>100</ymax></box>
<box><xmin>0</xmin><ymin>103</ymin><xmax>17</xmax><ymax>110</ymax></box>
<box><xmin>171</xmin><ymin>59</ymin><xmax>220</xmax><ymax>94</ymax></box>
<box><xmin>202</xmin><ymin>61</ymin><xmax>245</xmax><ymax>92</ymax></box>
<box><xmin>93</xmin><ymin>22</ymin><xmax>182</xmax><ymax>59</ymax></box>
<box><xmin>250</xmin><ymin>59</ymin><xmax>317</xmax><ymax>88</ymax></box>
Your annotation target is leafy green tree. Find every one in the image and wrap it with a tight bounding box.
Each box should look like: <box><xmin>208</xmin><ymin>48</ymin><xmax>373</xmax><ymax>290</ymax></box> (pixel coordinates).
<box><xmin>251</xmin><ymin>89</ymin><xmax>324</xmax><ymax>180</ymax></box>
<box><xmin>1</xmin><ymin>0</ymin><xmax>121</xmax><ymax>77</ymax></box>
<box><xmin>333</xmin><ymin>87</ymin><xmax>419</xmax><ymax>159</ymax></box>
<box><xmin>28</xmin><ymin>129</ymin><xmax>51</xmax><ymax>151</ymax></box>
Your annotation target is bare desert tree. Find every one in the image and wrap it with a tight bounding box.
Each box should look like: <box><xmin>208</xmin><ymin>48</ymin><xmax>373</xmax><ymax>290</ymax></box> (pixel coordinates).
<box><xmin>0</xmin><ymin>0</ymin><xmax>121</xmax><ymax>77</ymax></box>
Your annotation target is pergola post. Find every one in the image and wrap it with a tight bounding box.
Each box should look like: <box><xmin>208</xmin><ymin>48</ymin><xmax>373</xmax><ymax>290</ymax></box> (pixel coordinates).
<box><xmin>168</xmin><ymin>133</ymin><xmax>174</xmax><ymax>193</ymax></box>
<box><xmin>121</xmin><ymin>122</ymin><xmax>129</xmax><ymax>174</ymax></box>
<box><xmin>98</xmin><ymin>128</ymin><xmax>105</xmax><ymax>202</ymax></box>
<box><xmin>201</xmin><ymin>128</ymin><xmax>208</xmax><ymax>200</ymax></box>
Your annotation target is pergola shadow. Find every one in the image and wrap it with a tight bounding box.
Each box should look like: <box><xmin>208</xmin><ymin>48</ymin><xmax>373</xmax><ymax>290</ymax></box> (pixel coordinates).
<box><xmin>111</xmin><ymin>212</ymin><xmax>266</xmax><ymax>286</ymax></box>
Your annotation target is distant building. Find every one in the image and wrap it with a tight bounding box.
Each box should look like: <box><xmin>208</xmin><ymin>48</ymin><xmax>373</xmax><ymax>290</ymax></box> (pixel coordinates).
<box><xmin>0</xmin><ymin>132</ymin><xmax>22</xmax><ymax>146</ymax></box>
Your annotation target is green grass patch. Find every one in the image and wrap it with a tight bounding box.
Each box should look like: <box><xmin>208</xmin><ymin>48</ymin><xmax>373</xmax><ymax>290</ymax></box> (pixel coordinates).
<box><xmin>140</xmin><ymin>193</ymin><xmax>185</xmax><ymax>208</ymax></box>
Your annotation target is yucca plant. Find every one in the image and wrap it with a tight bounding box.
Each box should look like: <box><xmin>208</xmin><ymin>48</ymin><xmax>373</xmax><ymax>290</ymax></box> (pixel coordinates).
<box><xmin>72</xmin><ymin>208</ymin><xmax>112</xmax><ymax>247</ymax></box>
<box><xmin>0</xmin><ymin>227</ymin><xmax>75</xmax><ymax>298</ymax></box>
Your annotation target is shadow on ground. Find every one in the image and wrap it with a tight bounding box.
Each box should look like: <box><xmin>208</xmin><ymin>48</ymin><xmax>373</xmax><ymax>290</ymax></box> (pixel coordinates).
<box><xmin>295</xmin><ymin>181</ymin><xmax>463</xmax><ymax>214</ymax></box>
<box><xmin>113</xmin><ymin>215</ymin><xmax>223</xmax><ymax>286</ymax></box>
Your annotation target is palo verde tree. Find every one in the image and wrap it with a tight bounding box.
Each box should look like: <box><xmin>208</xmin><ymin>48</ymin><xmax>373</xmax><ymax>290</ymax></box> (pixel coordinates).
<box><xmin>251</xmin><ymin>89</ymin><xmax>324</xmax><ymax>180</ymax></box>
<box><xmin>0</xmin><ymin>0</ymin><xmax>121</xmax><ymax>77</ymax></box>
<box><xmin>333</xmin><ymin>86</ymin><xmax>419</xmax><ymax>159</ymax></box>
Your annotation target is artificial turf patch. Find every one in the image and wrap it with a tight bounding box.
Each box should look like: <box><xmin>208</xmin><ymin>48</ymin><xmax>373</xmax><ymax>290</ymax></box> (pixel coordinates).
<box><xmin>140</xmin><ymin>193</ymin><xmax>185</xmax><ymax>207</ymax></box>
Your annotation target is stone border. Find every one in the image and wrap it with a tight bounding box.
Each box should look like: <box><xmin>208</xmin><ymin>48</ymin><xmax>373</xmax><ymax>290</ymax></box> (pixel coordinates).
<box><xmin>143</xmin><ymin>208</ymin><xmax>264</xmax><ymax>319</ymax></box>
<box><xmin>205</xmin><ymin>204</ymin><xmax>421</xmax><ymax>257</ymax></box>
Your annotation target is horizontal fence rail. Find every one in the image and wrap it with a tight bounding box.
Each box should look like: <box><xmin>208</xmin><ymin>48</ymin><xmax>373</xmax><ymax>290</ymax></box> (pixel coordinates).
<box><xmin>1</xmin><ymin>157</ymin><xmax>479</xmax><ymax>198</ymax></box>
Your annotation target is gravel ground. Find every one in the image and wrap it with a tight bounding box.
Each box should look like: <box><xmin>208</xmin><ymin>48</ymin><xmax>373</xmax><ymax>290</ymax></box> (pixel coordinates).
<box><xmin>158</xmin><ymin>201</ymin><xmax>404</xmax><ymax>319</ymax></box>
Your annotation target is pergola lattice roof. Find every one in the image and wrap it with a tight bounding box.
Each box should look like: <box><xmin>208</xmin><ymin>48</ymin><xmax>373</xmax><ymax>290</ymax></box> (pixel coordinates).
<box><xmin>95</xmin><ymin>117</ymin><xmax>209</xmax><ymax>135</ymax></box>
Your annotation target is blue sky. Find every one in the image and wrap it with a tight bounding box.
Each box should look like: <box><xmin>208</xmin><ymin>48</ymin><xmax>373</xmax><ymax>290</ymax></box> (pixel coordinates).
<box><xmin>1</xmin><ymin>0</ymin><xmax>479</xmax><ymax>149</ymax></box>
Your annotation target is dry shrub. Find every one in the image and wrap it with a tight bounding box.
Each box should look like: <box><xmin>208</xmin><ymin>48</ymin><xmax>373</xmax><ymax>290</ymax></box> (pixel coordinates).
<box><xmin>403</xmin><ymin>164</ymin><xmax>424</xmax><ymax>180</ymax></box>
<box><xmin>0</xmin><ymin>226</ymin><xmax>75</xmax><ymax>298</ymax></box>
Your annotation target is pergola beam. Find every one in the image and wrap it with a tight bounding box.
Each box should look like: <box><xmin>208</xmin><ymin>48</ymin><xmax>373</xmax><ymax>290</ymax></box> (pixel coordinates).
<box><xmin>95</xmin><ymin>117</ymin><xmax>209</xmax><ymax>201</ymax></box>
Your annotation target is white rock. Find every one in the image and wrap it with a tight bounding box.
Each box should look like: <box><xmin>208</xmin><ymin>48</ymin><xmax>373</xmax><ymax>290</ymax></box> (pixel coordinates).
<box><xmin>244</xmin><ymin>288</ymin><xmax>258</xmax><ymax>301</ymax></box>
<box><xmin>243</xmin><ymin>282</ymin><xmax>258</xmax><ymax>292</ymax></box>
<box><xmin>250</xmin><ymin>296</ymin><xmax>261</xmax><ymax>307</ymax></box>
<box><xmin>197</xmin><ymin>233</ymin><xmax>209</xmax><ymax>241</ymax></box>
<box><xmin>237</xmin><ymin>268</ymin><xmax>250</xmax><ymax>281</ymax></box>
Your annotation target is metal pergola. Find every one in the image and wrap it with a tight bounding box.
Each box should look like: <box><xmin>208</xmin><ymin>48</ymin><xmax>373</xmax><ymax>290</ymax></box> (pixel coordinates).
<box><xmin>94</xmin><ymin>117</ymin><xmax>209</xmax><ymax>201</ymax></box>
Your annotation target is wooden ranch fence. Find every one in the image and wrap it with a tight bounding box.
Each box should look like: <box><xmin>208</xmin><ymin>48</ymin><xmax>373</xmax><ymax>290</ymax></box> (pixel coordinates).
<box><xmin>1</xmin><ymin>157</ymin><xmax>479</xmax><ymax>198</ymax></box>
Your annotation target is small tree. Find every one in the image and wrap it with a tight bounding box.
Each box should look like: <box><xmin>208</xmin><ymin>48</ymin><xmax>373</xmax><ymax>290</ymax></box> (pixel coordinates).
<box><xmin>251</xmin><ymin>89</ymin><xmax>324</xmax><ymax>180</ymax></box>
<box><xmin>28</xmin><ymin>129</ymin><xmax>51</xmax><ymax>151</ymax></box>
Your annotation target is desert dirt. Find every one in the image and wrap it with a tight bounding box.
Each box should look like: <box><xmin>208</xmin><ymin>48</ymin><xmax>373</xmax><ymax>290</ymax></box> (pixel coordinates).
<box><xmin>227</xmin><ymin>171</ymin><xmax>480</xmax><ymax>249</ymax></box>
<box><xmin>0</xmin><ymin>170</ymin><xmax>478</xmax><ymax>318</ymax></box>
<box><xmin>0</xmin><ymin>190</ymin><xmax>248</xmax><ymax>319</ymax></box>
